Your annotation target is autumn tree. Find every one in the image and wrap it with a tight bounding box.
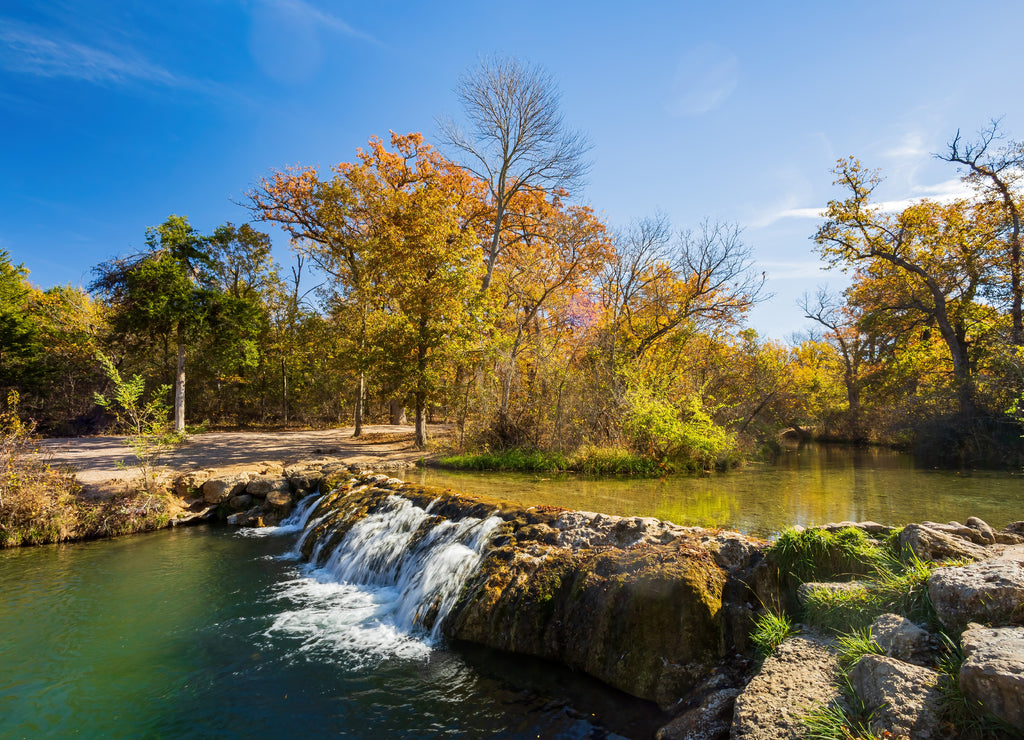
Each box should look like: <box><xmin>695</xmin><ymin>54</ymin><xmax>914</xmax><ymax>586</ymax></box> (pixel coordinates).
<box><xmin>939</xmin><ymin>121</ymin><xmax>1024</xmax><ymax>344</ymax></box>
<box><xmin>814</xmin><ymin>158</ymin><xmax>1002</xmax><ymax>418</ymax></box>
<box><xmin>800</xmin><ymin>287</ymin><xmax>872</xmax><ymax>438</ymax></box>
<box><xmin>491</xmin><ymin>188</ymin><xmax>613</xmax><ymax>421</ymax></box>
<box><xmin>353</xmin><ymin>134</ymin><xmax>486</xmax><ymax>446</ymax></box>
<box><xmin>252</xmin><ymin>133</ymin><xmax>486</xmax><ymax>446</ymax></box>
<box><xmin>602</xmin><ymin>216</ymin><xmax>765</xmax><ymax>365</ymax></box>
<box><xmin>249</xmin><ymin>158</ymin><xmax>376</xmax><ymax>435</ymax></box>
<box><xmin>440</xmin><ymin>55</ymin><xmax>591</xmax><ymax>291</ymax></box>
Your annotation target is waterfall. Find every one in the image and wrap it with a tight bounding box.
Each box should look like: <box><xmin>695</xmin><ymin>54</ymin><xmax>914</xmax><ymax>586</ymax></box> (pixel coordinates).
<box><xmin>263</xmin><ymin>486</ymin><xmax>502</xmax><ymax>664</ymax></box>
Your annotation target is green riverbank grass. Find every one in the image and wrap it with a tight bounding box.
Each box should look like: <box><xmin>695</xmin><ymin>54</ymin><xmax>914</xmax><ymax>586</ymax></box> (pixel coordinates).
<box><xmin>439</xmin><ymin>445</ymin><xmax>662</xmax><ymax>475</ymax></box>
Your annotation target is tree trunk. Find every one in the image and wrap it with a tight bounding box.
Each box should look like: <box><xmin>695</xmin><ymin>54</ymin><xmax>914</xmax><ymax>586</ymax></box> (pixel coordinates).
<box><xmin>414</xmin><ymin>391</ymin><xmax>427</xmax><ymax>448</ymax></box>
<box><xmin>174</xmin><ymin>332</ymin><xmax>186</xmax><ymax>433</ymax></box>
<box><xmin>353</xmin><ymin>372</ymin><xmax>365</xmax><ymax>437</ymax></box>
<box><xmin>281</xmin><ymin>357</ymin><xmax>288</xmax><ymax>424</ymax></box>
<box><xmin>389</xmin><ymin>399</ymin><xmax>407</xmax><ymax>425</ymax></box>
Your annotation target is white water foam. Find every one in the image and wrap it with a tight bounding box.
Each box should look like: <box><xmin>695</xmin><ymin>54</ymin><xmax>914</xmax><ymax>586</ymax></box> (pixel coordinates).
<box><xmin>264</xmin><ymin>494</ymin><xmax>502</xmax><ymax>665</ymax></box>
<box><xmin>235</xmin><ymin>493</ymin><xmax>324</xmax><ymax>539</ymax></box>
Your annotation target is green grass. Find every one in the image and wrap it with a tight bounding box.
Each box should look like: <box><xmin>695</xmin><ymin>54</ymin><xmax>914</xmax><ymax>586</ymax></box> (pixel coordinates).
<box><xmin>834</xmin><ymin>627</ymin><xmax>884</xmax><ymax>669</ymax></box>
<box><xmin>439</xmin><ymin>448</ymin><xmax>571</xmax><ymax>472</ymax></box>
<box><xmin>750</xmin><ymin>610</ymin><xmax>796</xmax><ymax>658</ymax></box>
<box><xmin>801</xmin><ymin>554</ymin><xmax>937</xmax><ymax>634</ymax></box>
<box><xmin>770</xmin><ymin>526</ymin><xmax>889</xmax><ymax>586</ymax></box>
<box><xmin>802</xmin><ymin>702</ymin><xmax>880</xmax><ymax>740</ymax></box>
<box><xmin>439</xmin><ymin>445</ymin><xmax>662</xmax><ymax>475</ymax></box>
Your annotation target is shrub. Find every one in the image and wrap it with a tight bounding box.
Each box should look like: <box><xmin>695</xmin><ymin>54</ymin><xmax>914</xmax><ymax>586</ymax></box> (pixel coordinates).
<box><xmin>622</xmin><ymin>384</ymin><xmax>737</xmax><ymax>471</ymax></box>
<box><xmin>0</xmin><ymin>391</ymin><xmax>80</xmax><ymax>547</ymax></box>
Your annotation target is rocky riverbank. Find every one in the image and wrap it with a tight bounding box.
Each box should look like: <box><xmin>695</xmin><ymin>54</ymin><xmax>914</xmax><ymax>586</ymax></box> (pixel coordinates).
<box><xmin>166</xmin><ymin>462</ymin><xmax>1024</xmax><ymax>738</ymax></box>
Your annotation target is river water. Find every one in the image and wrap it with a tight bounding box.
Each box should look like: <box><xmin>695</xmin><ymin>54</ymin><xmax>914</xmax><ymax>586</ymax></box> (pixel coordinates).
<box><xmin>414</xmin><ymin>444</ymin><xmax>1024</xmax><ymax>538</ymax></box>
<box><xmin>1</xmin><ymin>446</ymin><xmax>1020</xmax><ymax>738</ymax></box>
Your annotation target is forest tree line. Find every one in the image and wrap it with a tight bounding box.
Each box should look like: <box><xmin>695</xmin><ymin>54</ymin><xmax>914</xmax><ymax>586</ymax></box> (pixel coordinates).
<box><xmin>2</xmin><ymin>60</ymin><xmax>1023</xmax><ymax>468</ymax></box>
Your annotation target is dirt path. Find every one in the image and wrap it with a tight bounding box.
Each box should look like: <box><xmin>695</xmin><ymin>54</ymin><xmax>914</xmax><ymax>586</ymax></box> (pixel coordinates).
<box><xmin>40</xmin><ymin>425</ymin><xmax>448</xmax><ymax>485</ymax></box>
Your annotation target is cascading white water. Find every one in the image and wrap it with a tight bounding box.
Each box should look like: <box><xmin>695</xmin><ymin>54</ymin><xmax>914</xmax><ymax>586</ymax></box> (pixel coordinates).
<box><xmin>257</xmin><ymin>490</ymin><xmax>502</xmax><ymax>665</ymax></box>
<box><xmin>236</xmin><ymin>492</ymin><xmax>324</xmax><ymax>539</ymax></box>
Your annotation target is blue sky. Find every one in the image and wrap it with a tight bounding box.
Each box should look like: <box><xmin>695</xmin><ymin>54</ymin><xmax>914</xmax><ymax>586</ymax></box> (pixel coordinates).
<box><xmin>3</xmin><ymin>0</ymin><xmax>1023</xmax><ymax>338</ymax></box>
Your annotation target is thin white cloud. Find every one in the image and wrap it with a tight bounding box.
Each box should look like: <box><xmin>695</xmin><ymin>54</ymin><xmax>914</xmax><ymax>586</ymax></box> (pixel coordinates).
<box><xmin>883</xmin><ymin>131</ymin><xmax>928</xmax><ymax>159</ymax></box>
<box><xmin>0</xmin><ymin>22</ymin><xmax>179</xmax><ymax>85</ymax></box>
<box><xmin>760</xmin><ymin>178</ymin><xmax>977</xmax><ymax>226</ymax></box>
<box><xmin>263</xmin><ymin>0</ymin><xmax>379</xmax><ymax>44</ymax></box>
<box><xmin>667</xmin><ymin>44</ymin><xmax>738</xmax><ymax>116</ymax></box>
<box><xmin>0</xmin><ymin>19</ymin><xmax>237</xmax><ymax>99</ymax></box>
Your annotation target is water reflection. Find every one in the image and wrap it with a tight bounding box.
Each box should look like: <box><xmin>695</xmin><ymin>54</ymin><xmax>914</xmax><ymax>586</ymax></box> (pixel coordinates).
<box><xmin>413</xmin><ymin>445</ymin><xmax>1023</xmax><ymax>538</ymax></box>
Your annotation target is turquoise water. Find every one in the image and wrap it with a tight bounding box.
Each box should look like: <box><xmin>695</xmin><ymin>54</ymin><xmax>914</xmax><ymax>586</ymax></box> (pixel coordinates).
<box><xmin>0</xmin><ymin>525</ymin><xmax>658</xmax><ymax>739</ymax></box>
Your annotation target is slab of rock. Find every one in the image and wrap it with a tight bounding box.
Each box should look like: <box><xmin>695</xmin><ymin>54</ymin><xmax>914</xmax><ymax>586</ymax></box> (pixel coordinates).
<box><xmin>202</xmin><ymin>474</ymin><xmax>250</xmax><ymax>504</ymax></box>
<box><xmin>960</xmin><ymin>624</ymin><xmax>1024</xmax><ymax>731</ymax></box>
<box><xmin>731</xmin><ymin>635</ymin><xmax>841</xmax><ymax>739</ymax></box>
<box><xmin>849</xmin><ymin>654</ymin><xmax>943</xmax><ymax>739</ymax></box>
<box><xmin>899</xmin><ymin>523</ymin><xmax>990</xmax><ymax>562</ymax></box>
<box><xmin>656</xmin><ymin>687</ymin><xmax>737</xmax><ymax>740</ymax></box>
<box><xmin>246</xmin><ymin>475</ymin><xmax>292</xmax><ymax>497</ymax></box>
<box><xmin>928</xmin><ymin>549</ymin><xmax>1024</xmax><ymax>631</ymax></box>
<box><xmin>870</xmin><ymin>613</ymin><xmax>931</xmax><ymax>665</ymax></box>
<box><xmin>227</xmin><ymin>493</ymin><xmax>253</xmax><ymax>511</ymax></box>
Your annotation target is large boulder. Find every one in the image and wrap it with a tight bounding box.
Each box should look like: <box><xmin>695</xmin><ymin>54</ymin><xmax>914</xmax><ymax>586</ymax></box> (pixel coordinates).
<box><xmin>959</xmin><ymin>624</ymin><xmax>1024</xmax><ymax>731</ymax></box>
<box><xmin>898</xmin><ymin>523</ymin><xmax>990</xmax><ymax>562</ymax></box>
<box><xmin>848</xmin><ymin>654</ymin><xmax>943</xmax><ymax>739</ymax></box>
<box><xmin>731</xmin><ymin>634</ymin><xmax>841</xmax><ymax>740</ymax></box>
<box><xmin>202</xmin><ymin>473</ymin><xmax>250</xmax><ymax>504</ymax></box>
<box><xmin>928</xmin><ymin>547</ymin><xmax>1024</xmax><ymax>631</ymax></box>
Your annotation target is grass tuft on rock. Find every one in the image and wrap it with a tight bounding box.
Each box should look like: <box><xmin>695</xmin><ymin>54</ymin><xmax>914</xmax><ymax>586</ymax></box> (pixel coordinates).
<box><xmin>801</xmin><ymin>554</ymin><xmax>937</xmax><ymax>634</ymax></box>
<box><xmin>771</xmin><ymin>526</ymin><xmax>888</xmax><ymax>586</ymax></box>
<box><xmin>750</xmin><ymin>609</ymin><xmax>796</xmax><ymax>658</ymax></box>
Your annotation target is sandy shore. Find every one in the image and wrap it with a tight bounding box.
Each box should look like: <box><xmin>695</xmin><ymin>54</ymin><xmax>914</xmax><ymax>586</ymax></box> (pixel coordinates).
<box><xmin>40</xmin><ymin>424</ymin><xmax>446</xmax><ymax>485</ymax></box>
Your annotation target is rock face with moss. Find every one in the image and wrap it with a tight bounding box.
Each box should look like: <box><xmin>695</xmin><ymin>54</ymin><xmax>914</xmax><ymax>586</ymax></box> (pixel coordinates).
<box><xmin>293</xmin><ymin>471</ymin><xmax>767</xmax><ymax>708</ymax></box>
<box><xmin>449</xmin><ymin>509</ymin><xmax>757</xmax><ymax>707</ymax></box>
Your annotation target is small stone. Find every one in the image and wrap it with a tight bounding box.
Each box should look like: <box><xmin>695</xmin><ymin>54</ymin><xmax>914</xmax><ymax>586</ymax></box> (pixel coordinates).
<box><xmin>265</xmin><ymin>490</ymin><xmax>293</xmax><ymax>509</ymax></box>
<box><xmin>227</xmin><ymin>493</ymin><xmax>253</xmax><ymax>511</ymax></box>
<box><xmin>960</xmin><ymin>624</ymin><xmax>1024</xmax><ymax>731</ymax></box>
<box><xmin>964</xmin><ymin>517</ymin><xmax>997</xmax><ymax>545</ymax></box>
<box><xmin>246</xmin><ymin>476</ymin><xmax>292</xmax><ymax>497</ymax></box>
<box><xmin>849</xmin><ymin>654</ymin><xmax>943</xmax><ymax>739</ymax></box>
<box><xmin>202</xmin><ymin>474</ymin><xmax>249</xmax><ymax>504</ymax></box>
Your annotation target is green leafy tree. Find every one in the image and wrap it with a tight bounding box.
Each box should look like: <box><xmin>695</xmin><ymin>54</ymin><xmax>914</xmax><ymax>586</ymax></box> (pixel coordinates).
<box><xmin>0</xmin><ymin>250</ymin><xmax>42</xmax><ymax>393</ymax></box>
<box><xmin>92</xmin><ymin>216</ymin><xmax>218</xmax><ymax>431</ymax></box>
